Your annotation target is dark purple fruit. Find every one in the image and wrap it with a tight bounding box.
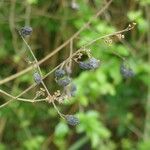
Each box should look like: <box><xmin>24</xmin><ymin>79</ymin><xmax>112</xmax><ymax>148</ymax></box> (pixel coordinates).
<box><xmin>21</xmin><ymin>26</ymin><xmax>32</xmax><ymax>36</ymax></box>
<box><xmin>55</xmin><ymin>69</ymin><xmax>66</xmax><ymax>78</ymax></box>
<box><xmin>65</xmin><ymin>115</ymin><xmax>79</xmax><ymax>126</ymax></box>
<box><xmin>57</xmin><ymin>77</ymin><xmax>71</xmax><ymax>87</ymax></box>
<box><xmin>33</xmin><ymin>72</ymin><xmax>42</xmax><ymax>84</ymax></box>
<box><xmin>79</xmin><ymin>57</ymin><xmax>100</xmax><ymax>70</ymax></box>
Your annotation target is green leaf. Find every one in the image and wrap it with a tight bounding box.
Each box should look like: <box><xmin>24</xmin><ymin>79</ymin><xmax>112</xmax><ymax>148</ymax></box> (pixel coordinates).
<box><xmin>23</xmin><ymin>136</ymin><xmax>45</xmax><ymax>150</ymax></box>
<box><xmin>55</xmin><ymin>122</ymin><xmax>69</xmax><ymax>138</ymax></box>
<box><xmin>128</xmin><ymin>11</ymin><xmax>142</xmax><ymax>21</ymax></box>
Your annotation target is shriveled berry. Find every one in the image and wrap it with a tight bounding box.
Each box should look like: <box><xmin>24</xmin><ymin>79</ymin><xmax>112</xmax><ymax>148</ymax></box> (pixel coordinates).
<box><xmin>57</xmin><ymin>76</ymin><xmax>71</xmax><ymax>87</ymax></box>
<box><xmin>120</xmin><ymin>63</ymin><xmax>134</xmax><ymax>78</ymax></box>
<box><xmin>55</xmin><ymin>69</ymin><xmax>66</xmax><ymax>78</ymax></box>
<box><xmin>79</xmin><ymin>57</ymin><xmax>100</xmax><ymax>70</ymax></box>
<box><xmin>65</xmin><ymin>115</ymin><xmax>79</xmax><ymax>126</ymax></box>
<box><xmin>79</xmin><ymin>62</ymin><xmax>89</xmax><ymax>70</ymax></box>
<box><xmin>20</xmin><ymin>26</ymin><xmax>32</xmax><ymax>36</ymax></box>
<box><xmin>33</xmin><ymin>72</ymin><xmax>42</xmax><ymax>84</ymax></box>
<box><xmin>89</xmin><ymin>57</ymin><xmax>100</xmax><ymax>69</ymax></box>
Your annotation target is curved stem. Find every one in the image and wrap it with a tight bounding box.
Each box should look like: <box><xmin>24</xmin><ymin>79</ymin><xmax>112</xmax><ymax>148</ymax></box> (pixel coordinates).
<box><xmin>0</xmin><ymin>0</ymin><xmax>113</xmax><ymax>85</ymax></box>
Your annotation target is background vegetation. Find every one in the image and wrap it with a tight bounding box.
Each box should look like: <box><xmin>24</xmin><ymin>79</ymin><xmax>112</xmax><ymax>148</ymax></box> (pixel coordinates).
<box><xmin>0</xmin><ymin>0</ymin><xmax>149</xmax><ymax>149</ymax></box>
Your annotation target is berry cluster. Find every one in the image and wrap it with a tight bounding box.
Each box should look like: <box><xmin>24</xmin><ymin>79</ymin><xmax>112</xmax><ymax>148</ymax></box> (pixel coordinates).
<box><xmin>55</xmin><ymin>69</ymin><xmax>66</xmax><ymax>78</ymax></box>
<box><xmin>53</xmin><ymin>51</ymin><xmax>101</xmax><ymax>125</ymax></box>
<box><xmin>55</xmin><ymin>69</ymin><xmax>72</xmax><ymax>87</ymax></box>
<box><xmin>55</xmin><ymin>51</ymin><xmax>100</xmax><ymax>99</ymax></box>
<box><xmin>18</xmin><ymin>25</ymin><xmax>135</xmax><ymax>127</ymax></box>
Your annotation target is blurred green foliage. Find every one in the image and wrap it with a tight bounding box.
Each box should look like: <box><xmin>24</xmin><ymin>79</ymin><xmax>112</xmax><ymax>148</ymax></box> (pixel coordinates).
<box><xmin>0</xmin><ymin>0</ymin><xmax>149</xmax><ymax>150</ymax></box>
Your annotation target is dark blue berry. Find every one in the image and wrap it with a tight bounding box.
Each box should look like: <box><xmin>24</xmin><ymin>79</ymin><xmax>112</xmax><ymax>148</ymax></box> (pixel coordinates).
<box><xmin>65</xmin><ymin>115</ymin><xmax>79</xmax><ymax>126</ymax></box>
<box><xmin>57</xmin><ymin>77</ymin><xmax>71</xmax><ymax>87</ymax></box>
<box><xmin>55</xmin><ymin>69</ymin><xmax>66</xmax><ymax>78</ymax></box>
<box><xmin>21</xmin><ymin>26</ymin><xmax>32</xmax><ymax>36</ymax></box>
<box><xmin>33</xmin><ymin>72</ymin><xmax>42</xmax><ymax>84</ymax></box>
<box><xmin>120</xmin><ymin>63</ymin><xmax>134</xmax><ymax>78</ymax></box>
<box><xmin>89</xmin><ymin>57</ymin><xmax>100</xmax><ymax>69</ymax></box>
<box><xmin>79</xmin><ymin>57</ymin><xmax>100</xmax><ymax>70</ymax></box>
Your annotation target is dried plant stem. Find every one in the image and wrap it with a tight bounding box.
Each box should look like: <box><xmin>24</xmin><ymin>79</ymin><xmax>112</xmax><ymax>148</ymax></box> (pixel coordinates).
<box><xmin>20</xmin><ymin>35</ymin><xmax>42</xmax><ymax>75</ymax></box>
<box><xmin>0</xmin><ymin>0</ymin><xmax>113</xmax><ymax>85</ymax></box>
<box><xmin>0</xmin><ymin>89</ymin><xmax>46</xmax><ymax>102</ymax></box>
<box><xmin>68</xmin><ymin>39</ymin><xmax>73</xmax><ymax>72</ymax></box>
<box><xmin>41</xmin><ymin>78</ymin><xmax>64</xmax><ymax>118</ymax></box>
<box><xmin>52</xmin><ymin>101</ymin><xmax>65</xmax><ymax>119</ymax></box>
<box><xmin>83</xmin><ymin>25</ymin><xmax>135</xmax><ymax>48</ymax></box>
<box><xmin>41</xmin><ymin>81</ymin><xmax>50</xmax><ymax>96</ymax></box>
<box><xmin>0</xmin><ymin>89</ymin><xmax>46</xmax><ymax>108</ymax></box>
<box><xmin>21</xmin><ymin>34</ymin><xmax>64</xmax><ymax>118</ymax></box>
<box><xmin>0</xmin><ymin>24</ymin><xmax>135</xmax><ymax>109</ymax></box>
<box><xmin>17</xmin><ymin>50</ymin><xmax>79</xmax><ymax>98</ymax></box>
<box><xmin>41</xmin><ymin>81</ymin><xmax>64</xmax><ymax>119</ymax></box>
<box><xmin>0</xmin><ymin>1</ymin><xmax>136</xmax><ymax>111</ymax></box>
<box><xmin>0</xmin><ymin>100</ymin><xmax>14</xmax><ymax>109</ymax></box>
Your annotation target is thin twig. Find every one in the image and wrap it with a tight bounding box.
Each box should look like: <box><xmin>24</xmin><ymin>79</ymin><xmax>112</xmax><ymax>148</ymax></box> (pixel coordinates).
<box><xmin>68</xmin><ymin>39</ymin><xmax>73</xmax><ymax>73</ymax></box>
<box><xmin>0</xmin><ymin>89</ymin><xmax>46</xmax><ymax>102</ymax></box>
<box><xmin>0</xmin><ymin>0</ymin><xmax>113</xmax><ymax>85</ymax></box>
<box><xmin>1</xmin><ymin>25</ymin><xmax>135</xmax><ymax>101</ymax></box>
<box><xmin>1</xmin><ymin>0</ymin><xmax>135</xmax><ymax>111</ymax></box>
<box><xmin>0</xmin><ymin>89</ymin><xmax>46</xmax><ymax>109</ymax></box>
<box><xmin>0</xmin><ymin>25</ymin><xmax>135</xmax><ymax>109</ymax></box>
<box><xmin>20</xmin><ymin>31</ymin><xmax>65</xmax><ymax>119</ymax></box>
<box><xmin>20</xmin><ymin>35</ymin><xmax>42</xmax><ymax>75</ymax></box>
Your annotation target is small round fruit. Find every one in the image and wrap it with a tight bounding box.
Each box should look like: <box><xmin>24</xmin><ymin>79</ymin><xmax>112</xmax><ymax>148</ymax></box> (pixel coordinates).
<box><xmin>33</xmin><ymin>72</ymin><xmax>42</xmax><ymax>84</ymax></box>
<box><xmin>20</xmin><ymin>26</ymin><xmax>32</xmax><ymax>36</ymax></box>
<box><xmin>55</xmin><ymin>69</ymin><xmax>66</xmax><ymax>78</ymax></box>
<box><xmin>65</xmin><ymin>115</ymin><xmax>79</xmax><ymax>126</ymax></box>
<box><xmin>57</xmin><ymin>77</ymin><xmax>71</xmax><ymax>87</ymax></box>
